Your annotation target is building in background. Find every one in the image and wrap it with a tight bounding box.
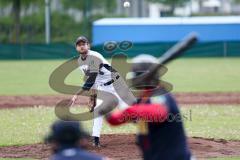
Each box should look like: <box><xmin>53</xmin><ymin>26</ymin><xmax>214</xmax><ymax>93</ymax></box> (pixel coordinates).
<box><xmin>1</xmin><ymin>0</ymin><xmax>239</xmax><ymax>19</ymax></box>
<box><xmin>92</xmin><ymin>16</ymin><xmax>240</xmax><ymax>58</ymax></box>
<box><xmin>116</xmin><ymin>0</ymin><xmax>148</xmax><ymax>17</ymax></box>
<box><xmin>148</xmin><ymin>0</ymin><xmax>240</xmax><ymax>17</ymax></box>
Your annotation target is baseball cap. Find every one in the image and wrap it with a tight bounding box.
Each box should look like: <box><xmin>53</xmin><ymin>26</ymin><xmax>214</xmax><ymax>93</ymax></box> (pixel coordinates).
<box><xmin>45</xmin><ymin>120</ymin><xmax>89</xmax><ymax>145</ymax></box>
<box><xmin>75</xmin><ymin>36</ymin><xmax>89</xmax><ymax>45</ymax></box>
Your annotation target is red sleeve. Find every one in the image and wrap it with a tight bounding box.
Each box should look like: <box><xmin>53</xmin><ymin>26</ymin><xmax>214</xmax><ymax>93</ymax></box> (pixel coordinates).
<box><xmin>107</xmin><ymin>103</ymin><xmax>168</xmax><ymax>126</ymax></box>
<box><xmin>106</xmin><ymin>110</ymin><xmax>127</xmax><ymax>125</ymax></box>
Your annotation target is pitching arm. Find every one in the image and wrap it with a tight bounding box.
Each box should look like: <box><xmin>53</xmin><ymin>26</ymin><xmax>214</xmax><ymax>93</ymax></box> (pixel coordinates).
<box><xmin>71</xmin><ymin>72</ymin><xmax>98</xmax><ymax>102</ymax></box>
<box><xmin>82</xmin><ymin>72</ymin><xmax>98</xmax><ymax>90</ymax></box>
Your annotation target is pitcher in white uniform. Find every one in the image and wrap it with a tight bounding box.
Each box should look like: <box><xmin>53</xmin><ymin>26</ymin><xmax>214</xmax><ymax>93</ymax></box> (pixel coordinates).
<box><xmin>71</xmin><ymin>36</ymin><xmax>136</xmax><ymax>147</ymax></box>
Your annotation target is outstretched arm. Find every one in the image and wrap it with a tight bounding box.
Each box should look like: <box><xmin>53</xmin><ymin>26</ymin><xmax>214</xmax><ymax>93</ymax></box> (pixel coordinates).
<box><xmin>106</xmin><ymin>103</ymin><xmax>168</xmax><ymax>125</ymax></box>
<box><xmin>71</xmin><ymin>72</ymin><xmax>98</xmax><ymax>103</ymax></box>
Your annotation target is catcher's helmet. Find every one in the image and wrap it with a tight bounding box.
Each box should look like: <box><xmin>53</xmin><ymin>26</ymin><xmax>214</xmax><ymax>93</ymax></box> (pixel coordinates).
<box><xmin>45</xmin><ymin>120</ymin><xmax>89</xmax><ymax>145</ymax></box>
<box><xmin>131</xmin><ymin>54</ymin><xmax>159</xmax><ymax>89</ymax></box>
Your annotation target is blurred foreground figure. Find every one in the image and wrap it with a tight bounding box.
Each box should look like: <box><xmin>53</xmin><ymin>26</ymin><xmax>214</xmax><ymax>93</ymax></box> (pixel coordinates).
<box><xmin>45</xmin><ymin>120</ymin><xmax>110</xmax><ymax>160</ymax></box>
<box><xmin>106</xmin><ymin>54</ymin><xmax>194</xmax><ymax>160</ymax></box>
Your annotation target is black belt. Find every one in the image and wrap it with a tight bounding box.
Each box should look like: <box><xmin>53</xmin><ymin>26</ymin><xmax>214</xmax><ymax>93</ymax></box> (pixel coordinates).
<box><xmin>103</xmin><ymin>75</ymin><xmax>120</xmax><ymax>86</ymax></box>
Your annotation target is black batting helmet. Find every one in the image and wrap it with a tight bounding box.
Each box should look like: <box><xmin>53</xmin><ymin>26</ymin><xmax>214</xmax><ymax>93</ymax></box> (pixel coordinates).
<box><xmin>131</xmin><ymin>54</ymin><xmax>159</xmax><ymax>89</ymax></box>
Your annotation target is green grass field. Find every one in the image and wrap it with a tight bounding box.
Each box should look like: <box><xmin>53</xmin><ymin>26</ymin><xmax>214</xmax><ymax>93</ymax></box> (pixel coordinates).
<box><xmin>0</xmin><ymin>58</ymin><xmax>240</xmax><ymax>95</ymax></box>
<box><xmin>210</xmin><ymin>158</ymin><xmax>240</xmax><ymax>160</ymax></box>
<box><xmin>0</xmin><ymin>58</ymin><xmax>239</xmax><ymax>160</ymax></box>
<box><xmin>0</xmin><ymin>105</ymin><xmax>239</xmax><ymax>146</ymax></box>
<box><xmin>0</xmin><ymin>105</ymin><xmax>239</xmax><ymax>160</ymax></box>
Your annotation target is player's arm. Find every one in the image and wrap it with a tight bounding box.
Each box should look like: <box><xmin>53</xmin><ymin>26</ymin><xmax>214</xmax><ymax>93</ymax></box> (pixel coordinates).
<box><xmin>106</xmin><ymin>103</ymin><xmax>168</xmax><ymax>125</ymax></box>
<box><xmin>100</xmin><ymin>63</ymin><xmax>117</xmax><ymax>72</ymax></box>
<box><xmin>72</xmin><ymin>54</ymin><xmax>102</xmax><ymax>101</ymax></box>
<box><xmin>82</xmin><ymin>72</ymin><xmax>98</xmax><ymax>90</ymax></box>
<box><xmin>71</xmin><ymin>72</ymin><xmax>98</xmax><ymax>103</ymax></box>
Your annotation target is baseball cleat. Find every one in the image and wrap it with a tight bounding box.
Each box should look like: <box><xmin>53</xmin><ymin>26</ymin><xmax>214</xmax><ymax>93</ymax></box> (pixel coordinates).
<box><xmin>93</xmin><ymin>136</ymin><xmax>101</xmax><ymax>148</ymax></box>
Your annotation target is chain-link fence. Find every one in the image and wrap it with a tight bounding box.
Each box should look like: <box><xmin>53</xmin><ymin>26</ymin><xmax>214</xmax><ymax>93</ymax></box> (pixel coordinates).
<box><xmin>0</xmin><ymin>41</ymin><xmax>239</xmax><ymax>59</ymax></box>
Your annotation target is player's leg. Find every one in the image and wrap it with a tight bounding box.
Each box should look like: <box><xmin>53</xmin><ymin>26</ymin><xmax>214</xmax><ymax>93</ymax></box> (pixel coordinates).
<box><xmin>92</xmin><ymin>115</ymin><xmax>103</xmax><ymax>147</ymax></box>
<box><xmin>111</xmin><ymin>77</ymin><xmax>136</xmax><ymax>109</ymax></box>
<box><xmin>92</xmin><ymin>98</ymin><xmax>103</xmax><ymax>147</ymax></box>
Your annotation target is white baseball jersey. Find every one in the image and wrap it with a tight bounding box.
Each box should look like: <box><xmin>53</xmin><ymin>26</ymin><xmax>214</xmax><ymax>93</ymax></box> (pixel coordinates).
<box><xmin>77</xmin><ymin>50</ymin><xmax>112</xmax><ymax>86</ymax></box>
<box><xmin>77</xmin><ymin>51</ymin><xmax>135</xmax><ymax>138</ymax></box>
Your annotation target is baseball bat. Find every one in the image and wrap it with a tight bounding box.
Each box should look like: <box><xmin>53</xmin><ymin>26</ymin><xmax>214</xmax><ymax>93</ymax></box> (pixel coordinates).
<box><xmin>132</xmin><ymin>32</ymin><xmax>198</xmax><ymax>85</ymax></box>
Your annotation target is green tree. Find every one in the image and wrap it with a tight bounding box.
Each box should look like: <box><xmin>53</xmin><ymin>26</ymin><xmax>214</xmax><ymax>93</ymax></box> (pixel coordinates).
<box><xmin>60</xmin><ymin>0</ymin><xmax>116</xmax><ymax>39</ymax></box>
<box><xmin>147</xmin><ymin>0</ymin><xmax>189</xmax><ymax>15</ymax></box>
<box><xmin>61</xmin><ymin>0</ymin><xmax>116</xmax><ymax>17</ymax></box>
<box><xmin>233</xmin><ymin>0</ymin><xmax>240</xmax><ymax>3</ymax></box>
<box><xmin>0</xmin><ymin>0</ymin><xmax>41</xmax><ymax>43</ymax></box>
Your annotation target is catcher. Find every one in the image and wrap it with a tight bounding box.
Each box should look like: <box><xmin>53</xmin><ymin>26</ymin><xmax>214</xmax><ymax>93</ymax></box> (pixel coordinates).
<box><xmin>45</xmin><ymin>120</ymin><xmax>109</xmax><ymax>160</ymax></box>
<box><xmin>71</xmin><ymin>36</ymin><xmax>135</xmax><ymax>147</ymax></box>
<box><xmin>106</xmin><ymin>54</ymin><xmax>193</xmax><ymax>160</ymax></box>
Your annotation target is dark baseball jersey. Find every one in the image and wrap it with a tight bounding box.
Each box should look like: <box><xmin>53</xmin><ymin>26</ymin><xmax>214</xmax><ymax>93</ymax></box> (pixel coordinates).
<box><xmin>107</xmin><ymin>92</ymin><xmax>192</xmax><ymax>160</ymax></box>
<box><xmin>136</xmin><ymin>93</ymin><xmax>191</xmax><ymax>160</ymax></box>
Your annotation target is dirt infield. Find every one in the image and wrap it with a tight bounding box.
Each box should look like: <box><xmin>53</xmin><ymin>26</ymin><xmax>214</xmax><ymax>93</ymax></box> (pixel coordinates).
<box><xmin>0</xmin><ymin>92</ymin><xmax>240</xmax><ymax>109</ymax></box>
<box><xmin>0</xmin><ymin>134</ymin><xmax>240</xmax><ymax>160</ymax></box>
<box><xmin>0</xmin><ymin>93</ymin><xmax>239</xmax><ymax>159</ymax></box>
